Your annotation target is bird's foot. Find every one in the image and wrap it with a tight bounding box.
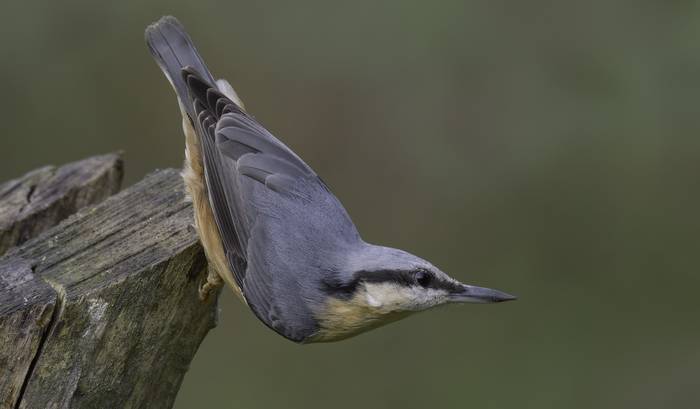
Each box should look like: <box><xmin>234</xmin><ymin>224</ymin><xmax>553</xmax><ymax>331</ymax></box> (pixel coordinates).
<box><xmin>199</xmin><ymin>267</ymin><xmax>223</xmax><ymax>301</ymax></box>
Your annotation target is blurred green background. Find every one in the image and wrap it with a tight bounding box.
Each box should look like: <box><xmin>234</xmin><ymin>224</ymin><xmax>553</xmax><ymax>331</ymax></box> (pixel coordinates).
<box><xmin>2</xmin><ymin>0</ymin><xmax>700</xmax><ymax>408</ymax></box>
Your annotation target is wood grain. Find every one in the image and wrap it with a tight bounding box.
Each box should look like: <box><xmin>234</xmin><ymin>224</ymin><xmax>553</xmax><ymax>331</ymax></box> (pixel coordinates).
<box><xmin>0</xmin><ymin>161</ymin><xmax>218</xmax><ymax>409</ymax></box>
<box><xmin>0</xmin><ymin>154</ymin><xmax>123</xmax><ymax>256</ymax></box>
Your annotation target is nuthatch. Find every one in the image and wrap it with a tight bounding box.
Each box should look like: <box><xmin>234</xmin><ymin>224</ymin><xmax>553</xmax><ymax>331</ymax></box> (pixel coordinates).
<box><xmin>145</xmin><ymin>16</ymin><xmax>516</xmax><ymax>343</ymax></box>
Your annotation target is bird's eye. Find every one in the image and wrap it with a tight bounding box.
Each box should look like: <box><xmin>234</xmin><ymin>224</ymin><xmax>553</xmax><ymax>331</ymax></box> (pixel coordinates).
<box><xmin>414</xmin><ymin>270</ymin><xmax>432</xmax><ymax>287</ymax></box>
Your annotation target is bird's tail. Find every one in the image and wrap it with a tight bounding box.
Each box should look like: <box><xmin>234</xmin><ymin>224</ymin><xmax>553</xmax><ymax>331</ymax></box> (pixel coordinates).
<box><xmin>145</xmin><ymin>16</ymin><xmax>217</xmax><ymax>117</ymax></box>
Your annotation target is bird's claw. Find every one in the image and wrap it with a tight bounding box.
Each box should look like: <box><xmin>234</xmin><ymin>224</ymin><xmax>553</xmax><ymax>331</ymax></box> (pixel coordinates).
<box><xmin>199</xmin><ymin>267</ymin><xmax>223</xmax><ymax>301</ymax></box>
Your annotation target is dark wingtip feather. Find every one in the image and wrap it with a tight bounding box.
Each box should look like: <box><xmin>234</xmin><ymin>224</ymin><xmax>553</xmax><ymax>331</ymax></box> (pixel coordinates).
<box><xmin>184</xmin><ymin>69</ymin><xmax>211</xmax><ymax>104</ymax></box>
<box><xmin>181</xmin><ymin>65</ymin><xmax>200</xmax><ymax>79</ymax></box>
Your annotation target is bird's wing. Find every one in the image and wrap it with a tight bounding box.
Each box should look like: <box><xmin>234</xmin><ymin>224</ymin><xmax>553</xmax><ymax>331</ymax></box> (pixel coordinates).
<box><xmin>183</xmin><ymin>69</ymin><xmax>359</xmax><ymax>341</ymax></box>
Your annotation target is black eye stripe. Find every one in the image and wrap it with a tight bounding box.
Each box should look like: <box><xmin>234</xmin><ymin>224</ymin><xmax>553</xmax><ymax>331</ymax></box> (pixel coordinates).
<box><xmin>414</xmin><ymin>270</ymin><xmax>432</xmax><ymax>287</ymax></box>
<box><xmin>357</xmin><ymin>270</ymin><xmax>414</xmax><ymax>286</ymax></box>
<box><xmin>322</xmin><ymin>269</ymin><xmax>458</xmax><ymax>300</ymax></box>
<box><xmin>356</xmin><ymin>269</ymin><xmax>442</xmax><ymax>289</ymax></box>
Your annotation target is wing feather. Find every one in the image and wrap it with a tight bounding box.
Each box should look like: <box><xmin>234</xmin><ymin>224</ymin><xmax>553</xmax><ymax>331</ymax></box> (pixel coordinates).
<box><xmin>182</xmin><ymin>68</ymin><xmax>340</xmax><ymax>340</ymax></box>
<box><xmin>148</xmin><ymin>17</ymin><xmax>350</xmax><ymax>341</ymax></box>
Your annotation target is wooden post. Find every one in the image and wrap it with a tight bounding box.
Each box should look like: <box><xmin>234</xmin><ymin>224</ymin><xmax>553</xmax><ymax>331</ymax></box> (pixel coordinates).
<box><xmin>0</xmin><ymin>155</ymin><xmax>218</xmax><ymax>409</ymax></box>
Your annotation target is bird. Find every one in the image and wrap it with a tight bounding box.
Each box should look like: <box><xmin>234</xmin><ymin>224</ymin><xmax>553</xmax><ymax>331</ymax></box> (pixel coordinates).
<box><xmin>145</xmin><ymin>16</ymin><xmax>516</xmax><ymax>344</ymax></box>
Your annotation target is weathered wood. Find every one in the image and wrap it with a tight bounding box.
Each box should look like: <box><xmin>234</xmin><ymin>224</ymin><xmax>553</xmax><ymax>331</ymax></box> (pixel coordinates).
<box><xmin>0</xmin><ymin>165</ymin><xmax>218</xmax><ymax>409</ymax></box>
<box><xmin>0</xmin><ymin>154</ymin><xmax>123</xmax><ymax>408</ymax></box>
<box><xmin>0</xmin><ymin>154</ymin><xmax>124</xmax><ymax>256</ymax></box>
<box><xmin>0</xmin><ymin>257</ymin><xmax>56</xmax><ymax>409</ymax></box>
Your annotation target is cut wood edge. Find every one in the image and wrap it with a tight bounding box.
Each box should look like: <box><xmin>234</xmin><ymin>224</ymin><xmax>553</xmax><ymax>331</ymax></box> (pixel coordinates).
<box><xmin>0</xmin><ymin>168</ymin><xmax>216</xmax><ymax>409</ymax></box>
<box><xmin>0</xmin><ymin>153</ymin><xmax>124</xmax><ymax>257</ymax></box>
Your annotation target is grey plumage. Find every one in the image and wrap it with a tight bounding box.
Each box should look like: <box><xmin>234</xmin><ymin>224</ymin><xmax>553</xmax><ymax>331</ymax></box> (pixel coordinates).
<box><xmin>146</xmin><ymin>16</ymin><xmax>515</xmax><ymax>343</ymax></box>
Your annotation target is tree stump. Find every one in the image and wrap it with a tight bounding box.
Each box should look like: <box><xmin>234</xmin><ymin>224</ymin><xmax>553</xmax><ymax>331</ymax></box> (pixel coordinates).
<box><xmin>0</xmin><ymin>155</ymin><xmax>218</xmax><ymax>409</ymax></box>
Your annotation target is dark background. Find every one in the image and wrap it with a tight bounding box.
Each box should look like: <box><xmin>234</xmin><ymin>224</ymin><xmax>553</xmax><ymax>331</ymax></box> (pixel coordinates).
<box><xmin>2</xmin><ymin>1</ymin><xmax>699</xmax><ymax>408</ymax></box>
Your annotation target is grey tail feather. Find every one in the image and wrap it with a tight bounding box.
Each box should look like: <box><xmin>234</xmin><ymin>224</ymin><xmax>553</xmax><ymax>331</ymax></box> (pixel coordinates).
<box><xmin>145</xmin><ymin>16</ymin><xmax>216</xmax><ymax>118</ymax></box>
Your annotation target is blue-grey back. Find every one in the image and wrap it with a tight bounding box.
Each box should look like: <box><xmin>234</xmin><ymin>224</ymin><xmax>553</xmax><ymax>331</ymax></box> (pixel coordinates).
<box><xmin>147</xmin><ymin>15</ymin><xmax>364</xmax><ymax>342</ymax></box>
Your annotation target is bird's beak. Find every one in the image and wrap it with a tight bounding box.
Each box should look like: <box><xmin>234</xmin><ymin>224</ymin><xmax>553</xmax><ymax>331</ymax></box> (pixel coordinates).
<box><xmin>449</xmin><ymin>284</ymin><xmax>517</xmax><ymax>304</ymax></box>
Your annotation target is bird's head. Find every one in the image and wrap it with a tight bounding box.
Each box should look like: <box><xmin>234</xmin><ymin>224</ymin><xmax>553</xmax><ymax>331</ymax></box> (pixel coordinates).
<box><xmin>311</xmin><ymin>245</ymin><xmax>516</xmax><ymax>342</ymax></box>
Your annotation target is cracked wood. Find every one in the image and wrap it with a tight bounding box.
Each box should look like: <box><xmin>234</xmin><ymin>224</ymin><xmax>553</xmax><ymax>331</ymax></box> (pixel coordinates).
<box><xmin>0</xmin><ymin>153</ymin><xmax>124</xmax><ymax>256</ymax></box>
<box><xmin>0</xmin><ymin>160</ymin><xmax>218</xmax><ymax>409</ymax></box>
<box><xmin>0</xmin><ymin>154</ymin><xmax>123</xmax><ymax>409</ymax></box>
